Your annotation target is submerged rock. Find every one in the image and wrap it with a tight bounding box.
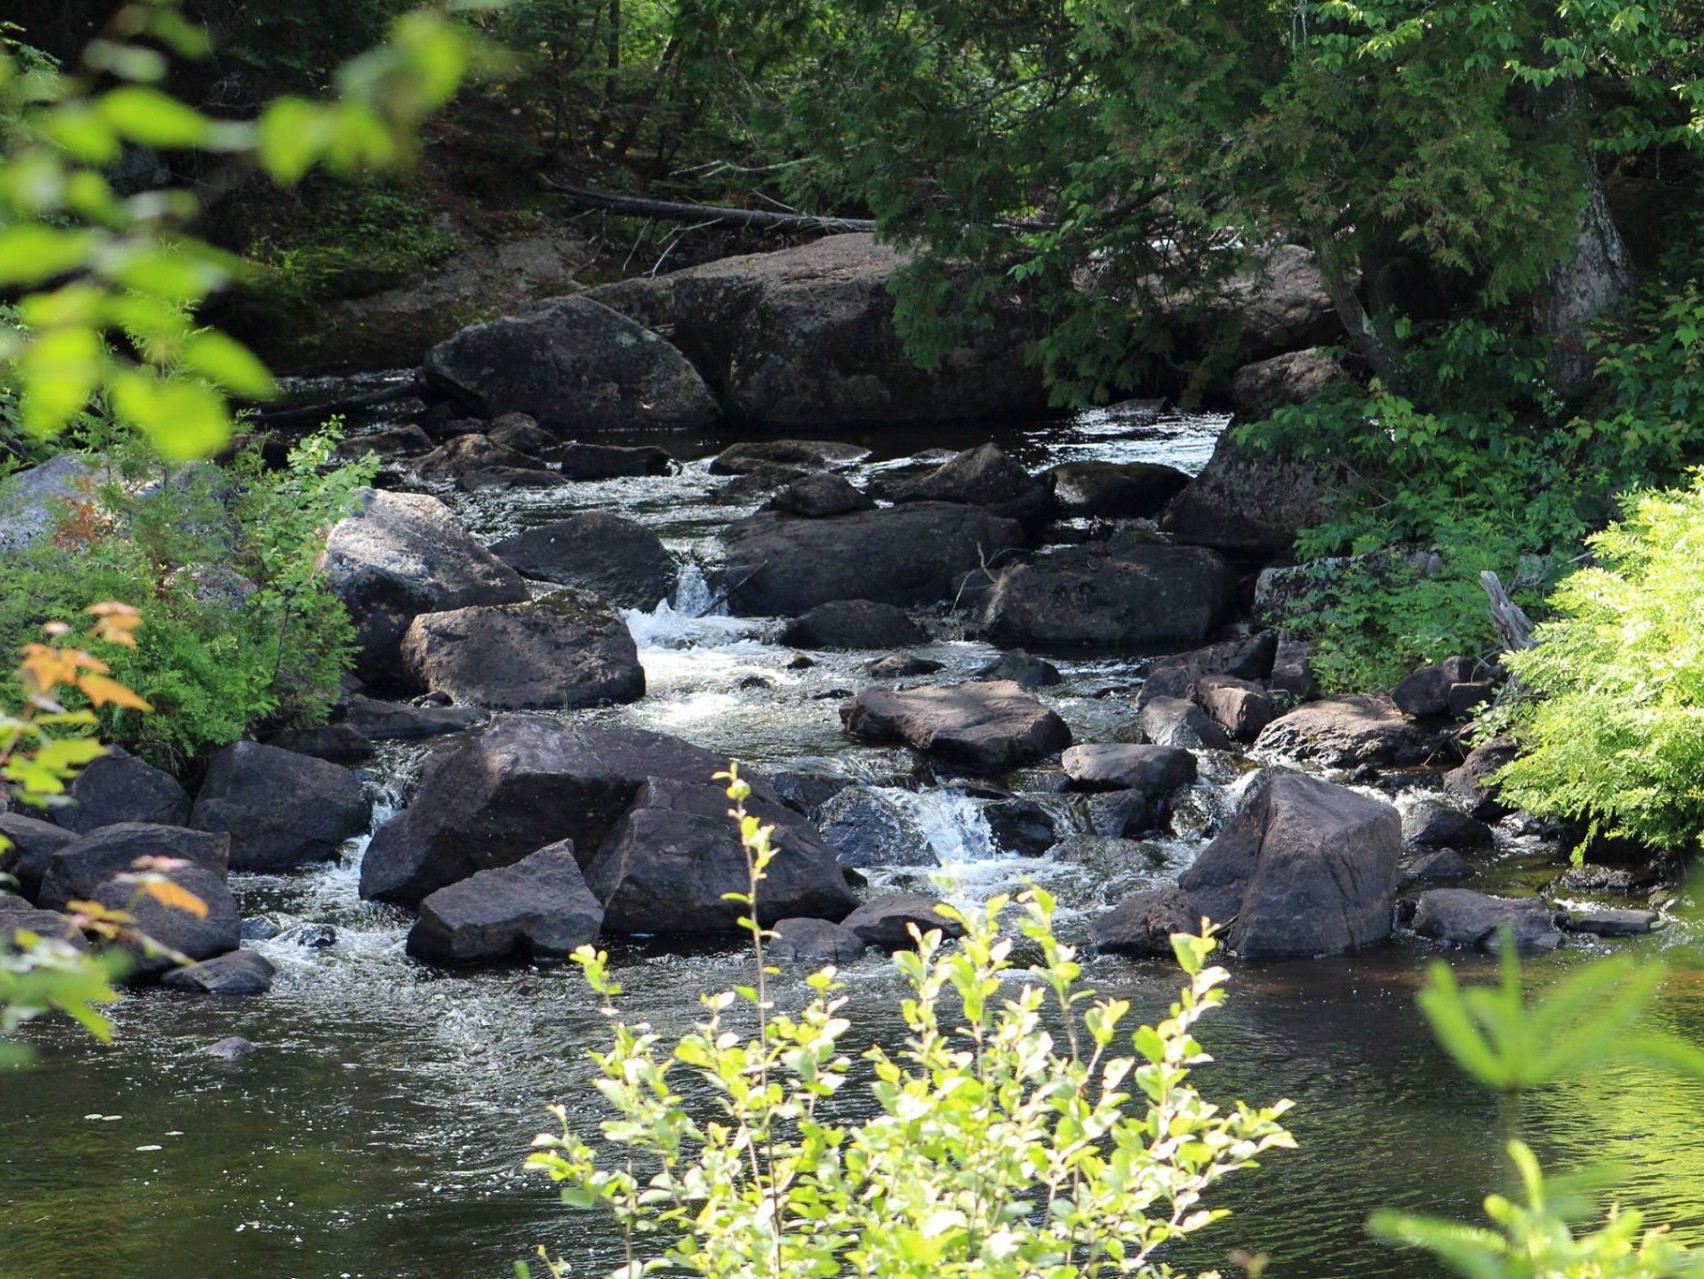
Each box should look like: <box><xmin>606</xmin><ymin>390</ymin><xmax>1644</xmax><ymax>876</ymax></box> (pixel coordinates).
<box><xmin>161</xmin><ymin>949</ymin><xmax>275</xmax><ymax>996</ymax></box>
<box><xmin>710</xmin><ymin>440</ymin><xmax>870</xmax><ymax>474</ymax></box>
<box><xmin>1411</xmin><ymin>889</ymin><xmax>1561</xmax><ymax>954</ymax></box>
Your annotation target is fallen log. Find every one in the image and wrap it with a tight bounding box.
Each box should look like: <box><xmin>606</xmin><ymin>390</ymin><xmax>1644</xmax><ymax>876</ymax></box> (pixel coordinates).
<box><xmin>541</xmin><ymin>181</ymin><xmax>877</xmax><ymax>235</ymax></box>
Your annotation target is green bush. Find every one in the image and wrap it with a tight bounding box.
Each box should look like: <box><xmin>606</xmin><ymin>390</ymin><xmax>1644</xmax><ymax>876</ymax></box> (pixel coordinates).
<box><xmin>524</xmin><ymin>768</ymin><xmax>1294</xmax><ymax>1279</ymax></box>
<box><xmin>0</xmin><ymin>429</ymin><xmax>373</xmax><ymax>774</ymax></box>
<box><xmin>1494</xmin><ymin>472</ymin><xmax>1704</xmax><ymax>855</ymax></box>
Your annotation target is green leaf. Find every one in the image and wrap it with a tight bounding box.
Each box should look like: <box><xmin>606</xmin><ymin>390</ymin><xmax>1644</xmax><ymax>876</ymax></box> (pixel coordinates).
<box><xmin>96</xmin><ymin>86</ymin><xmax>215</xmax><ymax>147</ymax></box>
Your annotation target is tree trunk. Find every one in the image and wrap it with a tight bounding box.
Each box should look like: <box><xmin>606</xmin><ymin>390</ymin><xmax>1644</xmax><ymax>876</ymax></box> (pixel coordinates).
<box><xmin>1308</xmin><ymin>231</ymin><xmax>1411</xmax><ymax>395</ymax></box>
<box><xmin>1533</xmin><ymin>161</ymin><xmax>1637</xmax><ymax>397</ymax></box>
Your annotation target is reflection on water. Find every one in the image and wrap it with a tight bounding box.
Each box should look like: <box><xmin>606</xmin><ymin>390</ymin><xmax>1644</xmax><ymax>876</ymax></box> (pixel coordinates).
<box><xmin>4</xmin><ymin>393</ymin><xmax>1701</xmax><ymax>1279</ymax></box>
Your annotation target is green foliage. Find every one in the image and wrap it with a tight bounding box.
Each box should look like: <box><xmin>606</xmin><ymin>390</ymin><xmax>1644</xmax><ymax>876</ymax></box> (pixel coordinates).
<box><xmin>0</xmin><ymin>429</ymin><xmax>373</xmax><ymax>772</ymax></box>
<box><xmin>1494</xmin><ymin>472</ymin><xmax>1704</xmax><ymax>854</ymax></box>
<box><xmin>524</xmin><ymin>767</ymin><xmax>1293</xmax><ymax>1279</ymax></box>
<box><xmin>0</xmin><ymin>0</ymin><xmax>483</xmax><ymax>461</ymax></box>
<box><xmin>1368</xmin><ymin>934</ymin><xmax>1704</xmax><ymax>1276</ymax></box>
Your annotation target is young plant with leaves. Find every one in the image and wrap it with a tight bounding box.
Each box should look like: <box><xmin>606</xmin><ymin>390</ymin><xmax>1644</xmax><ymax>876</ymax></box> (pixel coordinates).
<box><xmin>523</xmin><ymin>764</ymin><xmax>1294</xmax><ymax>1279</ymax></box>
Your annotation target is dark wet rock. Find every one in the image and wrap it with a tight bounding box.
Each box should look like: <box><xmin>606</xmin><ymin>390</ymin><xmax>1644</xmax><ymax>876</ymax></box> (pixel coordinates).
<box><xmin>423</xmin><ymin>294</ymin><xmax>718</xmax><ymax>433</ymax></box>
<box><xmin>1255</xmin><ymin>695</ymin><xmax>1441</xmax><ymax>769</ymax></box>
<box><xmin>886</xmin><ymin>444</ymin><xmax>1052</xmax><ymax>528</ymax></box>
<box><xmin>1196</xmin><ymin>676</ymin><xmax>1277</xmax><ymax>743</ymax></box>
<box><xmin>715</xmin><ymin>464</ymin><xmax>815</xmax><ymax>501</ymax></box>
<box><xmin>457</xmin><ymin>466</ymin><xmax>570</xmax><ymax>492</ymax></box>
<box><xmin>1268</xmin><ymin>636</ymin><xmax>1321</xmax><ymax>702</ymax></box>
<box><xmin>239</xmin><ymin>916</ymin><xmax>281</xmax><ymax>941</ymax></box>
<box><xmin>1088</xmin><ymin>789</ymin><xmax>1172</xmax><ymax>838</ymax></box>
<box><xmin>710</xmin><ymin>440</ymin><xmax>871</xmax><ymax>475</ymax></box>
<box><xmin>1092</xmin><ymin>888</ymin><xmax>1200</xmax><ymax>957</ymax></box>
<box><xmin>841</xmin><ymin>680</ymin><xmax>1071</xmax><ymax>774</ymax></box>
<box><xmin>980</xmin><ymin>538</ymin><xmax>1237</xmax><ymax>652</ymax></box>
<box><xmin>359</xmin><ymin>717</ymin><xmax>789</xmax><ymax>908</ymax></box>
<box><xmin>319</xmin><ymin>488</ymin><xmax>529</xmax><ymax>683</ymax></box>
<box><xmin>276</xmin><ymin>922</ymin><xmax>338</xmax><ymax>948</ymax></box>
<box><xmin>1138</xmin><ymin>696</ymin><xmax>1233</xmax><ymax>750</ymax></box>
<box><xmin>190</xmin><ymin>742</ymin><xmax>372</xmax><ymax>873</ymax></box>
<box><xmin>484</xmin><ymin>412</ymin><xmax>555</xmax><ymax>454</ymax></box>
<box><xmin>1230</xmin><ymin>348</ymin><xmax>1350</xmax><ymax>419</ymax></box>
<box><xmin>1442</xmin><ymin>736</ymin><xmax>1519</xmax><ymax>821</ymax></box>
<box><xmin>342</xmin><ymin>695</ymin><xmax>486</xmax><ymax>741</ymax></box>
<box><xmin>96</xmin><ymin>864</ymin><xmax>241</xmax><ymax>978</ymax></box>
<box><xmin>490</xmin><ymin>513</ymin><xmax>677</xmax><ymax>609</ymax></box>
<box><xmin>1137</xmin><ymin>634</ymin><xmax>1278</xmax><ymax>707</ymax></box>
<box><xmin>1405</xmin><ymin>849</ymin><xmax>1477</xmax><ymax>885</ymax></box>
<box><xmin>973</xmin><ymin>650</ymin><xmax>1062</xmax><ymax>690</ymax></box>
<box><xmin>770</xmin><ymin>916</ymin><xmax>867</xmax><ymax>963</ymax></box>
<box><xmin>48</xmin><ymin>750</ymin><xmax>191</xmax><ymax>835</ymax></box>
<box><xmin>589</xmin><ymin>234</ymin><xmax>1044</xmax><ymax>427</ymax></box>
<box><xmin>408</xmin><ymin>842</ymin><xmax>602</xmax><ymax>964</ymax></box>
<box><xmin>161</xmin><ymin>949</ymin><xmax>275</xmax><ymax>996</ymax></box>
<box><xmin>1447</xmin><ymin>681</ymin><xmax>1496</xmax><ymax>717</ymax></box>
<box><xmin>768</xmin><ymin>769</ymin><xmax>855</xmax><ymax>817</ymax></box>
<box><xmin>0</xmin><ymin>813</ymin><xmax>76</xmax><ymax>900</ymax></box>
<box><xmin>983</xmin><ymin>798</ymin><xmax>1057</xmax><ymax>857</ymax></box>
<box><xmin>1177</xmin><ymin>773</ymin><xmax>1402</xmax><ymax>958</ymax></box>
<box><xmin>1046</xmin><ymin>460</ymin><xmax>1191</xmax><ymax>520</ymax></box>
<box><xmin>1062</xmin><ymin>744</ymin><xmax>1197</xmax><ymax>795</ymax></box>
<box><xmin>0</xmin><ymin>908</ymin><xmax>87</xmax><ymax>951</ymax></box>
<box><xmin>415</xmin><ymin>433</ymin><xmax>550</xmax><ymax>480</ymax></box>
<box><xmin>867</xmin><ymin>653</ymin><xmax>944</xmax><ymax>680</ymax></box>
<box><xmin>839</xmin><ymin>893</ymin><xmax>964</xmax><ymax>949</ymax></box>
<box><xmin>399</xmin><ymin>590</ymin><xmax>644</xmax><ymax>711</ymax></box>
<box><xmin>39</xmin><ymin>823</ymin><xmax>230</xmax><ymax>911</ymax></box>
<box><xmin>1160</xmin><ymin>428</ymin><xmax>1345</xmax><ymax>560</ymax></box>
<box><xmin>1554</xmin><ymin>864</ymin><xmax>1637</xmax><ymax>895</ymax></box>
<box><xmin>549</xmin><ymin>441</ymin><xmax>673</xmax><ymax>480</ymax></box>
<box><xmin>1391</xmin><ymin>657</ymin><xmax>1477</xmax><ymax>718</ymax></box>
<box><xmin>780</xmin><ymin>600</ymin><xmax>924</xmax><ymax>650</ymax></box>
<box><xmin>720</xmin><ymin>503</ymin><xmax>1026</xmax><ymax>615</ymax></box>
<box><xmin>1402</xmin><ymin>799</ymin><xmax>1495</xmax><ymax>852</ymax></box>
<box><xmin>815</xmin><ymin>788</ymin><xmax>935</xmax><ymax>868</ymax></box>
<box><xmin>261</xmin><ymin>722</ymin><xmax>374</xmax><ymax>764</ymax></box>
<box><xmin>203</xmin><ymin>1035</ymin><xmax>256</xmax><ymax>1061</ymax></box>
<box><xmin>1562</xmin><ymin>907</ymin><xmax>1657</xmax><ymax>937</ymax></box>
<box><xmin>1410</xmin><ymin>889</ymin><xmax>1561</xmax><ymax>954</ymax></box>
<box><xmin>762</xmin><ymin>473</ymin><xmax>875</xmax><ymax>518</ymax></box>
<box><xmin>587</xmin><ymin>779</ymin><xmax>855</xmax><ymax>933</ymax></box>
<box><xmin>335</xmin><ymin>425</ymin><xmax>435</xmax><ymax>462</ymax></box>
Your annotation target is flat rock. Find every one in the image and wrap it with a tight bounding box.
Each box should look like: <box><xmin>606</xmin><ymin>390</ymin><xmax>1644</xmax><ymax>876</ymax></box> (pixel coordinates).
<box><xmin>841</xmin><ymin>680</ymin><xmax>1071</xmax><ymax>774</ymax></box>
<box><xmin>710</xmin><ymin>440</ymin><xmax>870</xmax><ymax>475</ymax></box>
<box><xmin>719</xmin><ymin>502</ymin><xmax>1026</xmax><ymax>616</ymax></box>
<box><xmin>1177</xmin><ymin>773</ymin><xmax>1401</xmax><ymax>958</ymax></box>
<box><xmin>342</xmin><ymin>695</ymin><xmax>486</xmax><ymax>741</ymax></box>
<box><xmin>549</xmin><ymin>441</ymin><xmax>673</xmax><ymax>480</ymax></box>
<box><xmin>1411</xmin><ymin>889</ymin><xmax>1561</xmax><ymax>954</ymax></box>
<box><xmin>769</xmin><ymin>916</ymin><xmax>867</xmax><ymax>963</ymax></box>
<box><xmin>867</xmin><ymin>653</ymin><xmax>944</xmax><ymax>679</ymax></box>
<box><xmin>1061</xmin><ymin>744</ymin><xmax>1197</xmax><ymax>795</ymax></box>
<box><xmin>414</xmin><ymin>433</ymin><xmax>550</xmax><ymax>480</ymax></box>
<box><xmin>160</xmin><ymin>949</ymin><xmax>275</xmax><ymax>996</ymax></box>
<box><xmin>422</xmin><ymin>294</ymin><xmax>719</xmax><ymax>432</ymax></box>
<box><xmin>190</xmin><ymin>741</ymin><xmax>372</xmax><ymax>872</ymax></box>
<box><xmin>1092</xmin><ymin>888</ymin><xmax>1201</xmax><ymax>957</ymax></box>
<box><xmin>780</xmin><ymin>600</ymin><xmax>924</xmax><ymax>650</ymax></box>
<box><xmin>1047</xmin><ymin>461</ymin><xmax>1191</xmax><ymax>520</ymax></box>
<box><xmin>1563</xmin><ymin>907</ymin><xmax>1657</xmax><ymax>938</ymax></box>
<box><xmin>972</xmin><ymin>650</ymin><xmax>1061</xmax><ymax>690</ymax></box>
<box><xmin>399</xmin><ymin>590</ymin><xmax>645</xmax><ymax>710</ymax></box>
<box><xmin>490</xmin><ymin>513</ymin><xmax>677</xmax><ymax>609</ymax></box>
<box><xmin>318</xmin><ymin>488</ymin><xmax>529</xmax><ymax>683</ymax></box>
<box><xmin>839</xmin><ymin>893</ymin><xmax>964</xmax><ymax>950</ymax></box>
<box><xmin>408</xmin><ymin>842</ymin><xmax>603</xmax><ymax>964</ymax></box>
<box><xmin>1255</xmin><ymin>695</ymin><xmax>1440</xmax><ymax>769</ymax></box>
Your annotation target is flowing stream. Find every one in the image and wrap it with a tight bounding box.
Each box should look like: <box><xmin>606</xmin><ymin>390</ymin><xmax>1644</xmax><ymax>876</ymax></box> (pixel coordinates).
<box><xmin>4</xmin><ymin>395</ymin><xmax>1703</xmax><ymax>1279</ymax></box>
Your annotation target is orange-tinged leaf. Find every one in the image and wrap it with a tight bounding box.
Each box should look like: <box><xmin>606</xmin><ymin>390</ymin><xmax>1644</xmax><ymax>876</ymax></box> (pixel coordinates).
<box><xmin>75</xmin><ymin>673</ymin><xmax>152</xmax><ymax>711</ymax></box>
<box><xmin>141</xmin><ymin>877</ymin><xmax>207</xmax><ymax>919</ymax></box>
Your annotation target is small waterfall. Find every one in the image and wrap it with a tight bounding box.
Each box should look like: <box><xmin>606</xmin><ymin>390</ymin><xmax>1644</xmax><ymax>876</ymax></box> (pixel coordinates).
<box><xmin>670</xmin><ymin>559</ymin><xmax>719</xmax><ymax>617</ymax></box>
<box><xmin>886</xmin><ymin>787</ymin><xmax>996</xmax><ymax>865</ymax></box>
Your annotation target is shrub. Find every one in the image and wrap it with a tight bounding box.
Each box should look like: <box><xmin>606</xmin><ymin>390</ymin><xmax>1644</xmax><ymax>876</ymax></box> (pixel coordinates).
<box><xmin>523</xmin><ymin>767</ymin><xmax>1294</xmax><ymax>1279</ymax></box>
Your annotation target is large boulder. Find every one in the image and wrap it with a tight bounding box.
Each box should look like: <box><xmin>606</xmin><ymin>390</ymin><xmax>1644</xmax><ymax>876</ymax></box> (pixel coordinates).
<box><xmin>39</xmin><ymin>823</ymin><xmax>231</xmax><ymax>911</ymax></box>
<box><xmin>815</xmin><ymin>787</ymin><xmax>936</xmax><ymax>868</ymax></box>
<box><xmin>1160</xmin><ymin>428</ymin><xmax>1345</xmax><ymax>560</ymax></box>
<box><xmin>399</xmin><ymin>591</ymin><xmax>645</xmax><ymax>711</ymax></box>
<box><xmin>718</xmin><ymin>503</ymin><xmax>1026</xmax><ymax>616</ymax></box>
<box><xmin>359</xmin><ymin>717</ymin><xmax>788</xmax><ymax>907</ymax></box>
<box><xmin>589</xmin><ymin>234</ymin><xmax>1045</xmax><ymax>427</ymax></box>
<box><xmin>1046</xmin><ymin>461</ymin><xmax>1192</xmax><ymax>520</ymax></box>
<box><xmin>1176</xmin><ymin>773</ymin><xmax>1401</xmax><ymax>958</ymax></box>
<box><xmin>1254</xmin><ymin>695</ymin><xmax>1440</xmax><ymax>770</ymax></box>
<box><xmin>49</xmin><ymin>749</ymin><xmax>191</xmax><ymax>835</ymax></box>
<box><xmin>1138</xmin><ymin>696</ymin><xmax>1233</xmax><ymax>750</ymax></box>
<box><xmin>189</xmin><ymin>741</ymin><xmax>372</xmax><ymax>872</ymax></box>
<box><xmin>780</xmin><ymin>600</ymin><xmax>924</xmax><ymax>650</ymax></box>
<box><xmin>1061</xmin><ymin>744</ymin><xmax>1197</xmax><ymax>795</ymax></box>
<box><xmin>422</xmin><ymin>295</ymin><xmax>718</xmax><ymax>433</ymax></box>
<box><xmin>1411</xmin><ymin>889</ymin><xmax>1562</xmax><ymax>954</ymax></box>
<box><xmin>407</xmin><ymin>842</ymin><xmax>603</xmax><ymax>964</ymax></box>
<box><xmin>885</xmin><ymin>444</ymin><xmax>1052</xmax><ymax>528</ymax></box>
<box><xmin>841</xmin><ymin>680</ymin><xmax>1071</xmax><ymax>774</ymax></box>
<box><xmin>763</xmin><ymin>473</ymin><xmax>876</xmax><ymax>519</ymax></box>
<box><xmin>1219</xmin><ymin>244</ymin><xmax>1340</xmax><ymax>358</ymax></box>
<box><xmin>93</xmin><ymin>863</ymin><xmax>241</xmax><ymax>979</ymax></box>
<box><xmin>318</xmin><ymin>489</ymin><xmax>529</xmax><ymax>683</ymax></box>
<box><xmin>490</xmin><ymin>514</ymin><xmax>677</xmax><ymax>609</ymax></box>
<box><xmin>1230</xmin><ymin>348</ymin><xmax>1350</xmax><ymax>420</ymax></box>
<box><xmin>586</xmin><ymin>778</ymin><xmax>856</xmax><ymax>933</ymax></box>
<box><xmin>979</xmin><ymin>539</ymin><xmax>1237</xmax><ymax>651</ymax></box>
<box><xmin>0</xmin><ymin>813</ymin><xmax>76</xmax><ymax>900</ymax></box>
<box><xmin>1138</xmin><ymin>634</ymin><xmax>1277</xmax><ymax>705</ymax></box>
